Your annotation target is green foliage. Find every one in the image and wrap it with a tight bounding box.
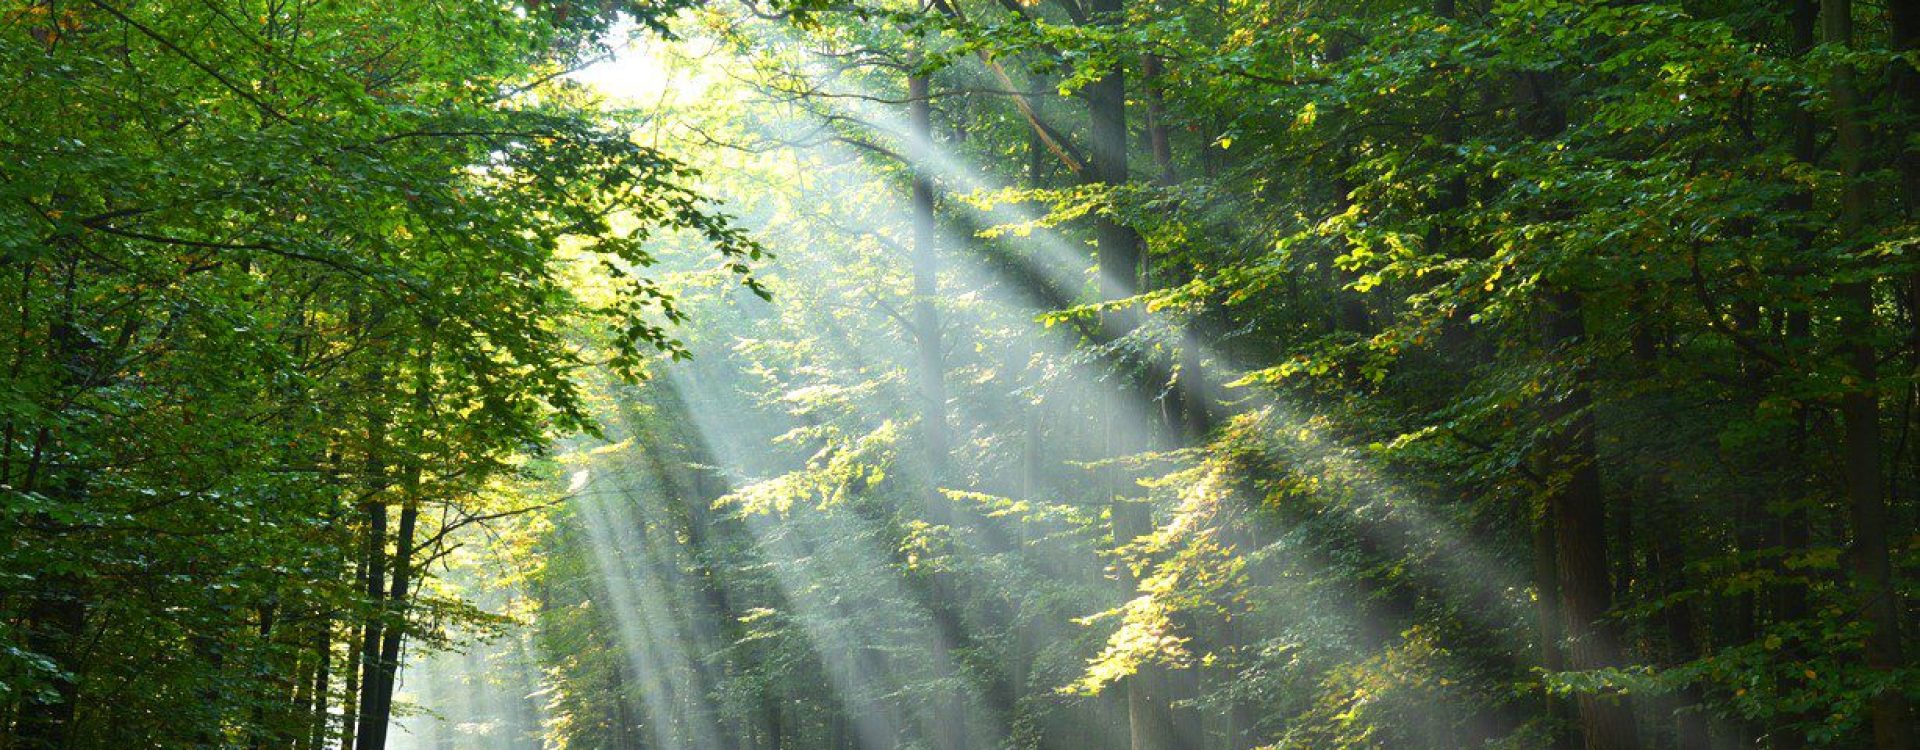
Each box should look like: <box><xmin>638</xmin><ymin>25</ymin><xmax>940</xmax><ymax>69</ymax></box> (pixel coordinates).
<box><xmin>0</xmin><ymin>0</ymin><xmax>757</xmax><ymax>745</ymax></box>
<box><xmin>503</xmin><ymin>1</ymin><xmax>1920</xmax><ymax>748</ymax></box>
<box><xmin>8</xmin><ymin>0</ymin><xmax>1920</xmax><ymax>748</ymax></box>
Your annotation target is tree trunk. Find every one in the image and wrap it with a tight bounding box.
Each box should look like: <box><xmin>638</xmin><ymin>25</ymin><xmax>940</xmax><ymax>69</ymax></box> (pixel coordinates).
<box><xmin>1084</xmin><ymin>2</ymin><xmax>1188</xmax><ymax>747</ymax></box>
<box><xmin>909</xmin><ymin>73</ymin><xmax>949</xmax><ymax>493</ymax></box>
<box><xmin>1823</xmin><ymin>2</ymin><xmax>1914</xmax><ymax>747</ymax></box>
<box><xmin>310</xmin><ymin>620</ymin><xmax>333</xmax><ymax>750</ymax></box>
<box><xmin>362</xmin><ymin>499</ymin><xmax>417</xmax><ymax>750</ymax></box>
<box><xmin>1532</xmin><ymin>500</ymin><xmax>1575</xmax><ymax>750</ymax></box>
<box><xmin>1772</xmin><ymin>6</ymin><xmax>1820</xmax><ymax>745</ymax></box>
<box><xmin>1141</xmin><ymin>54</ymin><xmax>1174</xmax><ymax>187</ymax></box>
<box><xmin>351</xmin><ymin>343</ymin><xmax>390</xmax><ymax>750</ymax></box>
<box><xmin>13</xmin><ymin>574</ymin><xmax>86</xmax><ymax>750</ymax></box>
<box><xmin>1889</xmin><ymin>0</ymin><xmax>1920</xmax><ymax>219</ymax></box>
<box><xmin>912</xmin><ymin>76</ymin><xmax>970</xmax><ymax>749</ymax></box>
<box><xmin>251</xmin><ymin>601</ymin><xmax>281</xmax><ymax>750</ymax></box>
<box><xmin>352</xmin><ymin>498</ymin><xmax>389</xmax><ymax>750</ymax></box>
<box><xmin>12</xmin><ymin>271</ymin><xmax>93</xmax><ymax>750</ymax></box>
<box><xmin>1513</xmin><ymin>61</ymin><xmax>1639</xmax><ymax>750</ymax></box>
<box><xmin>358</xmin><ymin>350</ymin><xmax>432</xmax><ymax>750</ymax></box>
<box><xmin>343</xmin><ymin>578</ymin><xmax>364</xmax><ymax>750</ymax></box>
<box><xmin>1543</xmin><ymin>289</ymin><xmax>1640</xmax><ymax>750</ymax></box>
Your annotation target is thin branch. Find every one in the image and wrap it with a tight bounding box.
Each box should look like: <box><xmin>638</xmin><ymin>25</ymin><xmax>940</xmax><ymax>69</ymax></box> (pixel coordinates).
<box><xmin>84</xmin><ymin>0</ymin><xmax>291</xmax><ymax>123</ymax></box>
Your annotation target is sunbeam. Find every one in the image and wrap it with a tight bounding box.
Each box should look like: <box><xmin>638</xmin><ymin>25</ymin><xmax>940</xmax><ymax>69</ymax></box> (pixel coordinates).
<box><xmin>11</xmin><ymin>0</ymin><xmax>1886</xmax><ymax>749</ymax></box>
<box><xmin>369</xmin><ymin>4</ymin><xmax>1878</xmax><ymax>750</ymax></box>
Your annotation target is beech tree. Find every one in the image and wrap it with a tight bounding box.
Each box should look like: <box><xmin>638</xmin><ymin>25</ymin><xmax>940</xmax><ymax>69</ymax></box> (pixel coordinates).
<box><xmin>6</xmin><ymin>0</ymin><xmax>1918</xmax><ymax>749</ymax></box>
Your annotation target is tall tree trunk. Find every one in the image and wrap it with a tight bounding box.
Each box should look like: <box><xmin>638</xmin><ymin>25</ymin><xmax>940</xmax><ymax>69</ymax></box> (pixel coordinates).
<box><xmin>310</xmin><ymin>619</ymin><xmax>333</xmax><ymax>750</ymax></box>
<box><xmin>610</xmin><ymin>659</ymin><xmax>639</xmax><ymax>750</ymax></box>
<box><xmin>1890</xmin><ymin>0</ymin><xmax>1920</xmax><ymax>219</ymax></box>
<box><xmin>1085</xmin><ymin>2</ymin><xmax>1190</xmax><ymax>746</ymax></box>
<box><xmin>13</xmin><ymin>573</ymin><xmax>86</xmax><ymax>750</ymax></box>
<box><xmin>1642</xmin><ymin>478</ymin><xmax>1712</xmax><ymax>750</ymax></box>
<box><xmin>343</xmin><ymin>575</ymin><xmax>364</xmax><ymax>750</ymax></box>
<box><xmin>909</xmin><ymin>73</ymin><xmax>949</xmax><ymax>493</ymax></box>
<box><xmin>1770</xmin><ymin>9</ymin><xmax>1821</xmax><ymax>750</ymax></box>
<box><xmin>291</xmin><ymin>633</ymin><xmax>314</xmax><ymax>750</ymax></box>
<box><xmin>908</xmin><ymin>73</ymin><xmax>974</xmax><ymax>750</ymax></box>
<box><xmin>352</xmin><ymin>494</ymin><xmax>389</xmax><ymax>749</ymax></box>
<box><xmin>350</xmin><ymin>330</ymin><xmax>390</xmax><ymax>750</ymax></box>
<box><xmin>1141</xmin><ymin>51</ymin><xmax>1217</xmax><ymax>441</ymax></box>
<box><xmin>251</xmin><ymin>601</ymin><xmax>281</xmax><ymax>750</ymax></box>
<box><xmin>1141</xmin><ymin>54</ymin><xmax>1174</xmax><ymax>187</ymax></box>
<box><xmin>1542</xmin><ymin>289</ymin><xmax>1640</xmax><ymax>750</ymax></box>
<box><xmin>1514</xmin><ymin>64</ymin><xmax>1639</xmax><ymax>750</ymax></box>
<box><xmin>1532</xmin><ymin>497</ymin><xmax>1576</xmax><ymax>750</ymax></box>
<box><xmin>358</xmin><ymin>350</ymin><xmax>432</xmax><ymax>750</ymax></box>
<box><xmin>1822</xmin><ymin>3</ymin><xmax>1913</xmax><ymax>747</ymax></box>
<box><xmin>12</xmin><ymin>266</ymin><xmax>92</xmax><ymax>750</ymax></box>
<box><xmin>1319</xmin><ymin>38</ymin><xmax>1371</xmax><ymax>343</ymax></box>
<box><xmin>1088</xmin><ymin>0</ymin><xmax>1139</xmax><ymax>322</ymax></box>
<box><xmin>362</xmin><ymin>498</ymin><xmax>417</xmax><ymax>750</ymax></box>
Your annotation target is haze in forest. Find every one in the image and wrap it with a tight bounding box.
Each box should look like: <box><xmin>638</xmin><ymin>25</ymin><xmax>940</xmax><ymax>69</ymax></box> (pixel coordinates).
<box><xmin>3</xmin><ymin>2</ymin><xmax>1917</xmax><ymax>750</ymax></box>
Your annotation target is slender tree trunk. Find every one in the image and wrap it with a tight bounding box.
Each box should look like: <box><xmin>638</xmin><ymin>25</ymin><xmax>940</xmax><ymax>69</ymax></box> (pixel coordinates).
<box><xmin>1141</xmin><ymin>51</ymin><xmax>1218</xmax><ymax>441</ymax></box>
<box><xmin>1642</xmin><ymin>484</ymin><xmax>1712</xmax><ymax>750</ymax></box>
<box><xmin>350</xmin><ymin>336</ymin><xmax>389</xmax><ymax>750</ymax></box>
<box><xmin>904</xmin><ymin>66</ymin><xmax>979</xmax><ymax>750</ymax></box>
<box><xmin>310</xmin><ymin>620</ymin><xmax>333</xmax><ymax>750</ymax></box>
<box><xmin>359</xmin><ymin>350</ymin><xmax>432</xmax><ymax>750</ymax></box>
<box><xmin>1141</xmin><ymin>54</ymin><xmax>1174</xmax><ymax>187</ymax></box>
<box><xmin>1822</xmin><ymin>3</ymin><xmax>1914</xmax><ymax>746</ymax></box>
<box><xmin>14</xmin><ymin>574</ymin><xmax>86</xmax><ymax>750</ymax></box>
<box><xmin>353</xmin><ymin>498</ymin><xmax>388</xmax><ymax>750</ymax></box>
<box><xmin>13</xmin><ymin>270</ymin><xmax>93</xmax><ymax>750</ymax></box>
<box><xmin>1770</xmin><ymin>9</ymin><xmax>1821</xmax><ymax>750</ymax></box>
<box><xmin>1320</xmin><ymin>42</ymin><xmax>1370</xmax><ymax>341</ymax></box>
<box><xmin>362</xmin><ymin>499</ymin><xmax>417</xmax><ymax>750</ymax></box>
<box><xmin>343</xmin><ymin>576</ymin><xmax>364</xmax><ymax>750</ymax></box>
<box><xmin>1890</xmin><ymin>0</ymin><xmax>1920</xmax><ymax>218</ymax></box>
<box><xmin>1088</xmin><ymin>0</ymin><xmax>1139</xmax><ymax>320</ymax></box>
<box><xmin>252</xmin><ymin>601</ymin><xmax>280</xmax><ymax>750</ymax></box>
<box><xmin>1531</xmin><ymin>499</ymin><xmax>1576</xmax><ymax>750</ymax></box>
<box><xmin>291</xmin><ymin>630</ymin><xmax>315</xmax><ymax>750</ymax></box>
<box><xmin>1611</xmin><ymin>486</ymin><xmax>1633</xmax><ymax>606</ymax></box>
<box><xmin>5</xmin><ymin>260</ymin><xmax>160</xmax><ymax>749</ymax></box>
<box><xmin>909</xmin><ymin>73</ymin><xmax>949</xmax><ymax>493</ymax></box>
<box><xmin>1084</xmin><ymin>2</ymin><xmax>1186</xmax><ymax>747</ymax></box>
<box><xmin>1543</xmin><ymin>289</ymin><xmax>1640</xmax><ymax>750</ymax></box>
<box><xmin>1511</xmin><ymin>63</ymin><xmax>1639</xmax><ymax>750</ymax></box>
<box><xmin>610</xmin><ymin>659</ymin><xmax>638</xmax><ymax>750</ymax></box>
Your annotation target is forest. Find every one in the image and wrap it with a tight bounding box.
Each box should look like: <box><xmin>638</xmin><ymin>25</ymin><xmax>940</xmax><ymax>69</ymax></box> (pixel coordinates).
<box><xmin>2</xmin><ymin>0</ymin><xmax>1918</xmax><ymax>748</ymax></box>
